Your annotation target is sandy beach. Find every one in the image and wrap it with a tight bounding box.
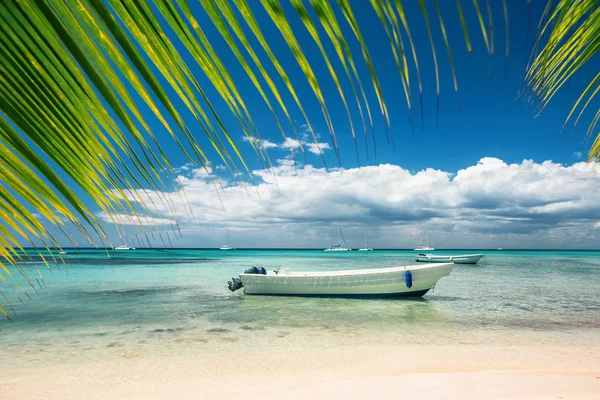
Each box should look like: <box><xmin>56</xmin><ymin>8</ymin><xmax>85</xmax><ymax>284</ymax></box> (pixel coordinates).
<box><xmin>2</xmin><ymin>343</ymin><xmax>598</xmax><ymax>399</ymax></box>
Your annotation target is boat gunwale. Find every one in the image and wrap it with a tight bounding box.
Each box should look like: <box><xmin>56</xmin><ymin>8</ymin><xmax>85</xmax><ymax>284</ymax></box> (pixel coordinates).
<box><xmin>240</xmin><ymin>263</ymin><xmax>453</xmax><ymax>278</ymax></box>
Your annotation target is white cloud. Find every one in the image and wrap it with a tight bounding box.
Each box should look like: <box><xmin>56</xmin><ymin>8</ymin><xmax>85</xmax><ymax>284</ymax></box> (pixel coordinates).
<box><xmin>174</xmin><ymin>164</ymin><xmax>192</xmax><ymax>173</ymax></box>
<box><xmin>107</xmin><ymin>158</ymin><xmax>600</xmax><ymax>249</ymax></box>
<box><xmin>574</xmin><ymin>151</ymin><xmax>582</xmax><ymax>159</ymax></box>
<box><xmin>191</xmin><ymin>166</ymin><xmax>213</xmax><ymax>179</ymax></box>
<box><xmin>281</xmin><ymin>137</ymin><xmax>331</xmax><ymax>155</ymax></box>
<box><xmin>97</xmin><ymin>212</ymin><xmax>176</xmax><ymax>226</ymax></box>
<box><xmin>243</xmin><ymin>135</ymin><xmax>331</xmax><ymax>155</ymax></box>
<box><xmin>306</xmin><ymin>141</ymin><xmax>331</xmax><ymax>155</ymax></box>
<box><xmin>242</xmin><ymin>136</ymin><xmax>279</xmax><ymax>149</ymax></box>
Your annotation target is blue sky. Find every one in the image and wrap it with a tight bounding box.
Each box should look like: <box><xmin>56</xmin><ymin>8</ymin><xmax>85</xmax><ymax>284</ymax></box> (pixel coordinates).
<box><xmin>36</xmin><ymin>1</ymin><xmax>600</xmax><ymax>249</ymax></box>
<box><xmin>160</xmin><ymin>0</ymin><xmax>594</xmax><ymax>173</ymax></box>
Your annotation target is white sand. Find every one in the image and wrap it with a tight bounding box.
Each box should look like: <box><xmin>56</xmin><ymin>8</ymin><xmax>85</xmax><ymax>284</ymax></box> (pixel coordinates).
<box><xmin>2</xmin><ymin>344</ymin><xmax>599</xmax><ymax>399</ymax></box>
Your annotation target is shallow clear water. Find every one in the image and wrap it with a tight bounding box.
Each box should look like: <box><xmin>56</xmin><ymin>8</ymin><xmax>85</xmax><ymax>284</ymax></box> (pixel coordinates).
<box><xmin>1</xmin><ymin>249</ymin><xmax>599</xmax><ymax>366</ymax></box>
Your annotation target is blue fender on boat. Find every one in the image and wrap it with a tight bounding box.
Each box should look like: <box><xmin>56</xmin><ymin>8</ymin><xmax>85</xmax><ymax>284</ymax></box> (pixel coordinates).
<box><xmin>405</xmin><ymin>270</ymin><xmax>412</xmax><ymax>288</ymax></box>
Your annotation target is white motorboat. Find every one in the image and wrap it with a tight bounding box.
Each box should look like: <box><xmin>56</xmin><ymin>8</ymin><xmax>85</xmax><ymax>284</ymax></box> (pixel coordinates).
<box><xmin>114</xmin><ymin>244</ymin><xmax>135</xmax><ymax>250</ymax></box>
<box><xmin>416</xmin><ymin>253</ymin><xmax>483</xmax><ymax>264</ymax></box>
<box><xmin>220</xmin><ymin>229</ymin><xmax>235</xmax><ymax>250</ymax></box>
<box><xmin>358</xmin><ymin>232</ymin><xmax>373</xmax><ymax>251</ymax></box>
<box><xmin>228</xmin><ymin>263</ymin><xmax>453</xmax><ymax>297</ymax></box>
<box><xmin>325</xmin><ymin>228</ymin><xmax>351</xmax><ymax>251</ymax></box>
<box><xmin>414</xmin><ymin>231</ymin><xmax>434</xmax><ymax>251</ymax></box>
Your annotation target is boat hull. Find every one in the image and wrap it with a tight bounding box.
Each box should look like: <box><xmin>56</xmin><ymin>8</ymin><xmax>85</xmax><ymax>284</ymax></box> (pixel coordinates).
<box><xmin>239</xmin><ymin>263</ymin><xmax>452</xmax><ymax>297</ymax></box>
<box><xmin>416</xmin><ymin>254</ymin><xmax>483</xmax><ymax>264</ymax></box>
<box><xmin>245</xmin><ymin>289</ymin><xmax>431</xmax><ymax>298</ymax></box>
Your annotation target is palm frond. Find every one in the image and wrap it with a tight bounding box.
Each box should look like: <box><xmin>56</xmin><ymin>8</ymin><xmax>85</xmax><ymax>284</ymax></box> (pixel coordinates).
<box><xmin>525</xmin><ymin>0</ymin><xmax>599</xmax><ymax>160</ymax></box>
<box><xmin>369</xmin><ymin>0</ymin><xmax>412</xmax><ymax>132</ymax></box>
<box><xmin>434</xmin><ymin>0</ymin><xmax>460</xmax><ymax>109</ymax></box>
<box><xmin>338</xmin><ymin>0</ymin><xmax>391</xmax><ymax>140</ymax></box>
<box><xmin>259</xmin><ymin>0</ymin><xmax>340</xmax><ymax>161</ymax></box>
<box><xmin>310</xmin><ymin>0</ymin><xmax>375</xmax><ymax>156</ymax></box>
<box><xmin>418</xmin><ymin>0</ymin><xmax>441</xmax><ymax>128</ymax></box>
<box><xmin>456</xmin><ymin>0</ymin><xmax>472</xmax><ymax>52</ymax></box>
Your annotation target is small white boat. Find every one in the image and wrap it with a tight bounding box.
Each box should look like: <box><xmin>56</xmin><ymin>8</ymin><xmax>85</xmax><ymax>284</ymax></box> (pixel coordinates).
<box><xmin>358</xmin><ymin>232</ymin><xmax>373</xmax><ymax>251</ymax></box>
<box><xmin>228</xmin><ymin>263</ymin><xmax>452</xmax><ymax>297</ymax></box>
<box><xmin>416</xmin><ymin>253</ymin><xmax>483</xmax><ymax>264</ymax></box>
<box><xmin>324</xmin><ymin>228</ymin><xmax>351</xmax><ymax>251</ymax></box>
<box><xmin>114</xmin><ymin>244</ymin><xmax>135</xmax><ymax>250</ymax></box>
<box><xmin>220</xmin><ymin>229</ymin><xmax>235</xmax><ymax>250</ymax></box>
<box><xmin>414</xmin><ymin>231</ymin><xmax>434</xmax><ymax>251</ymax></box>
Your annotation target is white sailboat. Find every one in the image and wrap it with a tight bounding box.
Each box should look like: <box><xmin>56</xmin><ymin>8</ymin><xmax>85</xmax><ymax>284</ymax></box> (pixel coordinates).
<box><xmin>358</xmin><ymin>232</ymin><xmax>373</xmax><ymax>251</ymax></box>
<box><xmin>324</xmin><ymin>228</ymin><xmax>352</xmax><ymax>251</ymax></box>
<box><xmin>220</xmin><ymin>228</ymin><xmax>235</xmax><ymax>250</ymax></box>
<box><xmin>228</xmin><ymin>263</ymin><xmax>453</xmax><ymax>297</ymax></box>
<box><xmin>414</xmin><ymin>231</ymin><xmax>434</xmax><ymax>251</ymax></box>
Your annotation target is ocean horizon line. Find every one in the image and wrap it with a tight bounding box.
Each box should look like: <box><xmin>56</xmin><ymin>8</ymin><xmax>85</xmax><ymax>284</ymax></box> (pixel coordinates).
<box><xmin>17</xmin><ymin>247</ymin><xmax>600</xmax><ymax>251</ymax></box>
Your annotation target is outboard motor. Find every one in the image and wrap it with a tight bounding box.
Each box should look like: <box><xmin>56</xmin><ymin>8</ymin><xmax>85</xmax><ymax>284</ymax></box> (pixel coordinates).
<box><xmin>228</xmin><ymin>277</ymin><xmax>244</xmax><ymax>292</ymax></box>
<box><xmin>229</xmin><ymin>266</ymin><xmax>267</xmax><ymax>292</ymax></box>
<box><xmin>244</xmin><ymin>266</ymin><xmax>267</xmax><ymax>275</ymax></box>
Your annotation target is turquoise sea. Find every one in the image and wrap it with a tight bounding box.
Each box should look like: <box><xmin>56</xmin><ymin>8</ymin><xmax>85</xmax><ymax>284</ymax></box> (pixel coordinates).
<box><xmin>1</xmin><ymin>249</ymin><xmax>599</xmax><ymax>367</ymax></box>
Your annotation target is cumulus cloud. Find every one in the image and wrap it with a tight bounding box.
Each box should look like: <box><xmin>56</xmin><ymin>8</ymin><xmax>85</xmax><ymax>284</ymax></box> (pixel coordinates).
<box><xmin>106</xmin><ymin>158</ymin><xmax>600</xmax><ymax>249</ymax></box>
<box><xmin>242</xmin><ymin>135</ymin><xmax>331</xmax><ymax>155</ymax></box>
<box><xmin>574</xmin><ymin>151</ymin><xmax>583</xmax><ymax>159</ymax></box>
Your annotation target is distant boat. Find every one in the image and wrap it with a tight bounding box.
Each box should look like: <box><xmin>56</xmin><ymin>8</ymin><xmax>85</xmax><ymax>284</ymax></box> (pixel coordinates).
<box><xmin>114</xmin><ymin>244</ymin><xmax>135</xmax><ymax>250</ymax></box>
<box><xmin>498</xmin><ymin>247</ymin><xmax>503</xmax><ymax>251</ymax></box>
<box><xmin>414</xmin><ymin>231</ymin><xmax>434</xmax><ymax>251</ymax></box>
<box><xmin>325</xmin><ymin>228</ymin><xmax>352</xmax><ymax>251</ymax></box>
<box><xmin>58</xmin><ymin>251</ymin><xmax>67</xmax><ymax>255</ymax></box>
<box><xmin>416</xmin><ymin>253</ymin><xmax>483</xmax><ymax>264</ymax></box>
<box><xmin>220</xmin><ymin>229</ymin><xmax>235</xmax><ymax>250</ymax></box>
<box><xmin>228</xmin><ymin>263</ymin><xmax>453</xmax><ymax>297</ymax></box>
<box><xmin>358</xmin><ymin>232</ymin><xmax>373</xmax><ymax>251</ymax></box>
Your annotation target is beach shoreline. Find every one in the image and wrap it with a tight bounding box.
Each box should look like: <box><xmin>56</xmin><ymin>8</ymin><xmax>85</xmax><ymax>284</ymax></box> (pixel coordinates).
<box><xmin>2</xmin><ymin>249</ymin><xmax>598</xmax><ymax>399</ymax></box>
<box><xmin>2</xmin><ymin>343</ymin><xmax>598</xmax><ymax>399</ymax></box>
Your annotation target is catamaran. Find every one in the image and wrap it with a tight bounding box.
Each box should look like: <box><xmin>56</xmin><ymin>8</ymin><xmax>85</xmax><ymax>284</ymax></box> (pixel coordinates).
<box><xmin>416</xmin><ymin>253</ymin><xmax>483</xmax><ymax>264</ymax></box>
<box><xmin>324</xmin><ymin>227</ymin><xmax>351</xmax><ymax>251</ymax></box>
<box><xmin>220</xmin><ymin>228</ymin><xmax>235</xmax><ymax>250</ymax></box>
<box><xmin>414</xmin><ymin>231</ymin><xmax>434</xmax><ymax>251</ymax></box>
<box><xmin>227</xmin><ymin>262</ymin><xmax>453</xmax><ymax>297</ymax></box>
<box><xmin>358</xmin><ymin>232</ymin><xmax>373</xmax><ymax>251</ymax></box>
